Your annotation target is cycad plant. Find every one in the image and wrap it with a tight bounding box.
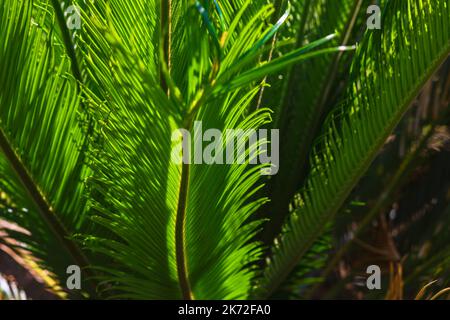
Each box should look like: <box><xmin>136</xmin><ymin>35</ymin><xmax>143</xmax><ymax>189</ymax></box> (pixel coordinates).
<box><xmin>0</xmin><ymin>0</ymin><xmax>449</xmax><ymax>300</ymax></box>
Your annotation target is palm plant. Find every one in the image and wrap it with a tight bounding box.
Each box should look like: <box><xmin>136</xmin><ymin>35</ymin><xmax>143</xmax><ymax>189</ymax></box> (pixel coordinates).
<box><xmin>0</xmin><ymin>0</ymin><xmax>448</xmax><ymax>300</ymax></box>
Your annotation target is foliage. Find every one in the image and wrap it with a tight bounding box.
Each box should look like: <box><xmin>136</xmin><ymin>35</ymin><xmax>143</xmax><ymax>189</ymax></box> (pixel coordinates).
<box><xmin>0</xmin><ymin>0</ymin><xmax>449</xmax><ymax>299</ymax></box>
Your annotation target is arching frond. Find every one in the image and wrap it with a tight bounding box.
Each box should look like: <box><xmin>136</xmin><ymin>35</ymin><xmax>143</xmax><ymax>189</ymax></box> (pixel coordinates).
<box><xmin>259</xmin><ymin>0</ymin><xmax>450</xmax><ymax>297</ymax></box>
<box><xmin>0</xmin><ymin>0</ymin><xmax>95</xmax><ymax>296</ymax></box>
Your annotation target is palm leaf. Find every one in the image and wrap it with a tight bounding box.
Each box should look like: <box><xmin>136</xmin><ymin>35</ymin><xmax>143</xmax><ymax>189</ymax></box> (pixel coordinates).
<box><xmin>258</xmin><ymin>0</ymin><xmax>450</xmax><ymax>297</ymax></box>
<box><xmin>260</xmin><ymin>0</ymin><xmax>366</xmax><ymax>244</ymax></box>
<box><xmin>77</xmin><ymin>0</ymin><xmax>345</xmax><ymax>299</ymax></box>
<box><xmin>0</xmin><ymin>0</ymin><xmax>95</xmax><ymax>296</ymax></box>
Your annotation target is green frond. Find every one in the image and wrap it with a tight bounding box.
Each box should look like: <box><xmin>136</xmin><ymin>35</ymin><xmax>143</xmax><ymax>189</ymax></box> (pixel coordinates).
<box><xmin>2</xmin><ymin>0</ymin><xmax>445</xmax><ymax>301</ymax></box>
<box><xmin>270</xmin><ymin>228</ymin><xmax>332</xmax><ymax>299</ymax></box>
<box><xmin>75</xmin><ymin>0</ymin><xmax>344</xmax><ymax>299</ymax></box>
<box><xmin>258</xmin><ymin>0</ymin><xmax>450</xmax><ymax>297</ymax></box>
<box><xmin>0</xmin><ymin>0</ymin><xmax>95</xmax><ymax>296</ymax></box>
<box><xmin>77</xmin><ymin>0</ymin><xmax>271</xmax><ymax>299</ymax></box>
<box><xmin>261</xmin><ymin>0</ymin><xmax>366</xmax><ymax>244</ymax></box>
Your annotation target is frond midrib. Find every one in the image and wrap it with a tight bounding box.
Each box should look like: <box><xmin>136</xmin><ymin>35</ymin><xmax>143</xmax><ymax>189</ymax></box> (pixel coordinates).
<box><xmin>175</xmin><ymin>159</ymin><xmax>194</xmax><ymax>300</ymax></box>
<box><xmin>161</xmin><ymin>0</ymin><xmax>194</xmax><ymax>300</ymax></box>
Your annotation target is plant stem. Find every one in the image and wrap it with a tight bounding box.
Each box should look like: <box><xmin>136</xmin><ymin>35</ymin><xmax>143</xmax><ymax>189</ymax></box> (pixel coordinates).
<box><xmin>175</xmin><ymin>160</ymin><xmax>194</xmax><ymax>300</ymax></box>
<box><xmin>175</xmin><ymin>116</ymin><xmax>195</xmax><ymax>300</ymax></box>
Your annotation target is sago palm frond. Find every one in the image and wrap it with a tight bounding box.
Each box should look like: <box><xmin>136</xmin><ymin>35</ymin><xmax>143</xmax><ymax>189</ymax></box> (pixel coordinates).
<box><xmin>1</xmin><ymin>0</ymin><xmax>349</xmax><ymax>299</ymax></box>
<box><xmin>261</xmin><ymin>0</ymin><xmax>367</xmax><ymax>245</ymax></box>
<box><xmin>1</xmin><ymin>0</ymin><xmax>448</xmax><ymax>301</ymax></box>
<box><xmin>0</xmin><ymin>0</ymin><xmax>96</xmax><ymax>296</ymax></box>
<box><xmin>78</xmin><ymin>0</ymin><xmax>350</xmax><ymax>300</ymax></box>
<box><xmin>258</xmin><ymin>0</ymin><xmax>450</xmax><ymax>297</ymax></box>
